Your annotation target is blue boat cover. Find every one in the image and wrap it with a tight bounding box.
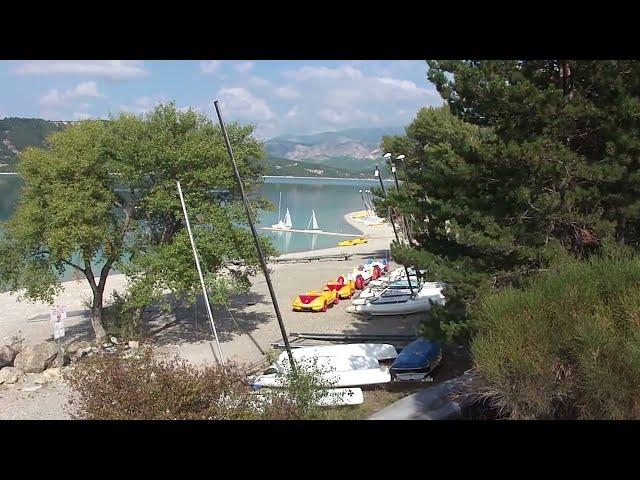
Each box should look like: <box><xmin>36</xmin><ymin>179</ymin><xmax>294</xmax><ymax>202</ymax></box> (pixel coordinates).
<box><xmin>392</xmin><ymin>338</ymin><xmax>441</xmax><ymax>369</ymax></box>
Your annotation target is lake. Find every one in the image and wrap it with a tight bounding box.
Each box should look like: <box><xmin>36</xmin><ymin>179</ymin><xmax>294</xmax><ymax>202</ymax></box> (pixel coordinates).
<box><xmin>0</xmin><ymin>174</ymin><xmax>390</xmax><ymax>258</ymax></box>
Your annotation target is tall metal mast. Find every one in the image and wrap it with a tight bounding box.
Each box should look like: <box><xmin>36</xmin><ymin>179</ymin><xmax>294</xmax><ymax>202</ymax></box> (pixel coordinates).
<box><xmin>213</xmin><ymin>101</ymin><xmax>296</xmax><ymax>371</ymax></box>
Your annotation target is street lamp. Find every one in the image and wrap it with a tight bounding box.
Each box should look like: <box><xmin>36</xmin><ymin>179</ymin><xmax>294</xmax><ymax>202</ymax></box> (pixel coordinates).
<box><xmin>373</xmin><ymin>163</ymin><xmax>414</xmax><ymax>295</ymax></box>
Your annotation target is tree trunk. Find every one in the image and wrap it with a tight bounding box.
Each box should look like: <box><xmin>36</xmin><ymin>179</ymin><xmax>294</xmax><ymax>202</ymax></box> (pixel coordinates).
<box><xmin>131</xmin><ymin>307</ymin><xmax>144</xmax><ymax>339</ymax></box>
<box><xmin>83</xmin><ymin>258</ymin><xmax>114</xmax><ymax>342</ymax></box>
<box><xmin>91</xmin><ymin>293</ymin><xmax>107</xmax><ymax>341</ymax></box>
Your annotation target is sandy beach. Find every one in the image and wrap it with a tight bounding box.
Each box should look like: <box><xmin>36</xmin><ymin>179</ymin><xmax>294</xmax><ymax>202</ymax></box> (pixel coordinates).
<box><xmin>0</xmin><ymin>211</ymin><xmax>422</xmax><ymax>419</ymax></box>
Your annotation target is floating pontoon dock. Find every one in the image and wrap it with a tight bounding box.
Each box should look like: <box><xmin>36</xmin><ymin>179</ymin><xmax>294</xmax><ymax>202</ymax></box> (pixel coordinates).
<box><xmin>260</xmin><ymin>227</ymin><xmax>361</xmax><ymax>237</ymax></box>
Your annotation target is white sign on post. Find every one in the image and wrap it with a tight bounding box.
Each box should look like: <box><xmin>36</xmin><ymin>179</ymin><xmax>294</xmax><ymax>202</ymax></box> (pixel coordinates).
<box><xmin>53</xmin><ymin>320</ymin><xmax>65</xmax><ymax>339</ymax></box>
<box><xmin>50</xmin><ymin>306</ymin><xmax>66</xmax><ymax>340</ymax></box>
<box><xmin>50</xmin><ymin>306</ymin><xmax>67</xmax><ymax>324</ymax></box>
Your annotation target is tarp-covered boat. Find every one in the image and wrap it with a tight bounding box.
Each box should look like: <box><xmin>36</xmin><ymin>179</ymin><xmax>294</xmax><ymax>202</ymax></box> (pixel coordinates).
<box><xmin>390</xmin><ymin>338</ymin><xmax>442</xmax><ymax>381</ymax></box>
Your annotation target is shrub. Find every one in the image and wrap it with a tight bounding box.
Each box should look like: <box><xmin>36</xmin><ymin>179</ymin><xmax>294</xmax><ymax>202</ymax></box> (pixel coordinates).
<box><xmin>471</xmin><ymin>251</ymin><xmax>640</xmax><ymax>419</ymax></box>
<box><xmin>65</xmin><ymin>348</ymin><xmax>258</xmax><ymax>420</ymax></box>
<box><xmin>65</xmin><ymin>348</ymin><xmax>345</xmax><ymax>420</ymax></box>
<box><xmin>257</xmin><ymin>357</ymin><xmax>343</xmax><ymax>420</ymax></box>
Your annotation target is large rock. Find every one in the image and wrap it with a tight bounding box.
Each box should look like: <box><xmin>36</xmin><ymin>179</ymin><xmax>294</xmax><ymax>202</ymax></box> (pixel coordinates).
<box><xmin>0</xmin><ymin>366</ymin><xmax>24</xmax><ymax>385</ymax></box>
<box><xmin>66</xmin><ymin>340</ymin><xmax>91</xmax><ymax>356</ymax></box>
<box><xmin>0</xmin><ymin>345</ymin><xmax>18</xmax><ymax>368</ymax></box>
<box><xmin>13</xmin><ymin>341</ymin><xmax>60</xmax><ymax>373</ymax></box>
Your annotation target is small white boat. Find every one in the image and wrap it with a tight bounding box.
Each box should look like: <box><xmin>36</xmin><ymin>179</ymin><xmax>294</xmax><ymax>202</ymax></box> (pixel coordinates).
<box><xmin>277</xmin><ymin>343</ymin><xmax>398</xmax><ymax>364</ymax></box>
<box><xmin>271</xmin><ymin>192</ymin><xmax>293</xmax><ymax>230</ymax></box>
<box><xmin>251</xmin><ymin>354</ymin><xmax>391</xmax><ymax>388</ymax></box>
<box><xmin>272</xmin><ymin>207</ymin><xmax>293</xmax><ymax>230</ymax></box>
<box><xmin>250</xmin><ymin>387</ymin><xmax>364</xmax><ymax>407</ymax></box>
<box><xmin>303</xmin><ymin>209</ymin><xmax>322</xmax><ymax>232</ymax></box>
<box><xmin>346</xmin><ymin>284</ymin><xmax>446</xmax><ymax>316</ymax></box>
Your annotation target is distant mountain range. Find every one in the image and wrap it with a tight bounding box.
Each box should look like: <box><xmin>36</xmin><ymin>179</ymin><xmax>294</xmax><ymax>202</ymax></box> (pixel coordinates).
<box><xmin>264</xmin><ymin>126</ymin><xmax>405</xmax><ymax>174</ymax></box>
<box><xmin>0</xmin><ymin>118</ymin><xmax>405</xmax><ymax>177</ymax></box>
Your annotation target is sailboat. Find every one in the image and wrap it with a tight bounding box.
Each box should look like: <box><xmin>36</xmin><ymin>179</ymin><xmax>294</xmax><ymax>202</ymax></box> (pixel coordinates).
<box><xmin>304</xmin><ymin>209</ymin><xmax>322</xmax><ymax>232</ymax></box>
<box><xmin>271</xmin><ymin>192</ymin><xmax>293</xmax><ymax>230</ymax></box>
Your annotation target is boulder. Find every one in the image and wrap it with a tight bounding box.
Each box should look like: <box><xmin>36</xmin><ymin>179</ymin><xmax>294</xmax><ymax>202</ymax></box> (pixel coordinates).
<box><xmin>13</xmin><ymin>341</ymin><xmax>60</xmax><ymax>373</ymax></box>
<box><xmin>26</xmin><ymin>373</ymin><xmax>46</xmax><ymax>385</ymax></box>
<box><xmin>66</xmin><ymin>340</ymin><xmax>91</xmax><ymax>356</ymax></box>
<box><xmin>128</xmin><ymin>341</ymin><xmax>139</xmax><ymax>349</ymax></box>
<box><xmin>0</xmin><ymin>366</ymin><xmax>24</xmax><ymax>385</ymax></box>
<box><xmin>43</xmin><ymin>368</ymin><xmax>62</xmax><ymax>380</ymax></box>
<box><xmin>72</xmin><ymin>345</ymin><xmax>94</xmax><ymax>362</ymax></box>
<box><xmin>0</xmin><ymin>345</ymin><xmax>18</xmax><ymax>368</ymax></box>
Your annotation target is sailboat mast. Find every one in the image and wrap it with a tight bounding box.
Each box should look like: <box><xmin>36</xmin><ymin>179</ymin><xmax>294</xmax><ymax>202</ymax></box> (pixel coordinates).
<box><xmin>278</xmin><ymin>191</ymin><xmax>282</xmax><ymax>221</ymax></box>
<box><xmin>214</xmin><ymin>100</ymin><xmax>297</xmax><ymax>371</ymax></box>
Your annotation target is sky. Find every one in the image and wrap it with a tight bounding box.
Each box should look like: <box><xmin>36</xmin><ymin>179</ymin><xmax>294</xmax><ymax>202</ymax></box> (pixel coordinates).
<box><xmin>0</xmin><ymin>60</ymin><xmax>443</xmax><ymax>139</ymax></box>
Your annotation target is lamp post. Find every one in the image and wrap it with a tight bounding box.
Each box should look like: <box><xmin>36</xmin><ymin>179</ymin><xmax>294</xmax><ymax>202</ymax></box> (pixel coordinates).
<box><xmin>374</xmin><ymin>164</ymin><xmax>414</xmax><ymax>295</ymax></box>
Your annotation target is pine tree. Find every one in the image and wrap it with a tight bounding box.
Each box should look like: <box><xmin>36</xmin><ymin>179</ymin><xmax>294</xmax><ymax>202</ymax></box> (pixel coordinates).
<box><xmin>382</xmin><ymin>61</ymin><xmax>640</xmax><ymax>337</ymax></box>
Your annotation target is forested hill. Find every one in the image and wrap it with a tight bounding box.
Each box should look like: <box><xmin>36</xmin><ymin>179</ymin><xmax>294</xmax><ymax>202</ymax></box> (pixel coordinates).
<box><xmin>0</xmin><ymin>118</ymin><xmax>71</xmax><ymax>172</ymax></box>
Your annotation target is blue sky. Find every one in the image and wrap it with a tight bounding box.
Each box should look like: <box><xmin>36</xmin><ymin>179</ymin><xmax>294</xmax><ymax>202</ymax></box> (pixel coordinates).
<box><xmin>0</xmin><ymin>60</ymin><xmax>443</xmax><ymax>139</ymax></box>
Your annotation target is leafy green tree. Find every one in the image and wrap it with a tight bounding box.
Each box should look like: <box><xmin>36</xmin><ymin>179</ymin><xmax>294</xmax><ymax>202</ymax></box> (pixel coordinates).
<box><xmin>0</xmin><ymin>103</ymin><xmax>273</xmax><ymax>340</ymax></box>
<box><xmin>101</xmin><ymin>104</ymin><xmax>274</xmax><ymax>336</ymax></box>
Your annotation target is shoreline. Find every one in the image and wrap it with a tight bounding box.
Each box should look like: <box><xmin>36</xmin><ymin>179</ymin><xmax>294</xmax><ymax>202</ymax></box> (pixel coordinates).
<box><xmin>274</xmin><ymin>211</ymin><xmax>393</xmax><ymax>260</ymax></box>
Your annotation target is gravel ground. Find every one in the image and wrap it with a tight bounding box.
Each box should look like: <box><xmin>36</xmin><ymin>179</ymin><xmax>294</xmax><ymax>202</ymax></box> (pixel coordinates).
<box><xmin>0</xmin><ymin>212</ymin><xmax>415</xmax><ymax>419</ymax></box>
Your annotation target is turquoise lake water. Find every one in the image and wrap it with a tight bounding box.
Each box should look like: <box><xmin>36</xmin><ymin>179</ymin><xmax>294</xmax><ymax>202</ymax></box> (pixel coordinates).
<box><xmin>0</xmin><ymin>174</ymin><xmax>391</xmax><ymax>264</ymax></box>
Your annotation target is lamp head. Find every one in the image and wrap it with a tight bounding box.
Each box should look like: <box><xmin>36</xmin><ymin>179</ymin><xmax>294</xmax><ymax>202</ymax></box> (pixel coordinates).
<box><xmin>383</xmin><ymin>152</ymin><xmax>392</xmax><ymax>159</ymax></box>
<box><xmin>396</xmin><ymin>154</ymin><xmax>405</xmax><ymax>160</ymax></box>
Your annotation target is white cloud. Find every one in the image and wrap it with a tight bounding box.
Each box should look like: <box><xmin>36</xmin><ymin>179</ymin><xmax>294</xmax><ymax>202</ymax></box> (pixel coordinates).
<box><xmin>248</xmin><ymin>76</ymin><xmax>271</xmax><ymax>87</ymax></box>
<box><xmin>319</xmin><ymin>107</ymin><xmax>368</xmax><ymax>124</ymax></box>
<box><xmin>38</xmin><ymin>81</ymin><xmax>104</xmax><ymax>109</ymax></box>
<box><xmin>12</xmin><ymin>61</ymin><xmax>147</xmax><ymax>80</ymax></box>
<box><xmin>234</xmin><ymin>62</ymin><xmax>254</xmax><ymax>73</ymax></box>
<box><xmin>376</xmin><ymin>77</ymin><xmax>434</xmax><ymax>98</ymax></box>
<box><xmin>265</xmin><ymin>61</ymin><xmax>439</xmax><ymax>136</ymax></box>
<box><xmin>200</xmin><ymin>60</ymin><xmax>221</xmax><ymax>74</ymax></box>
<box><xmin>216</xmin><ymin>87</ymin><xmax>274</xmax><ymax>122</ymax></box>
<box><xmin>67</xmin><ymin>81</ymin><xmax>103</xmax><ymax>98</ymax></box>
<box><xmin>119</xmin><ymin>95</ymin><xmax>167</xmax><ymax>114</ymax></box>
<box><xmin>283</xmin><ymin>64</ymin><xmax>364</xmax><ymax>81</ymax></box>
<box><xmin>39</xmin><ymin>89</ymin><xmax>65</xmax><ymax>108</ymax></box>
<box><xmin>274</xmin><ymin>85</ymin><xmax>301</xmax><ymax>100</ymax></box>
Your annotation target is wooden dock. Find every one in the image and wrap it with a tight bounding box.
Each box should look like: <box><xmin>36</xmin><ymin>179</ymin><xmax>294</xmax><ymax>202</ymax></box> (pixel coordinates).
<box><xmin>260</xmin><ymin>227</ymin><xmax>361</xmax><ymax>237</ymax></box>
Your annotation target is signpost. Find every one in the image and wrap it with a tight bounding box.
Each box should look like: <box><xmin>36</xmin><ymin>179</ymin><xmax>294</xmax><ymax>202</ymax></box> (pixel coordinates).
<box><xmin>50</xmin><ymin>306</ymin><xmax>66</xmax><ymax>367</ymax></box>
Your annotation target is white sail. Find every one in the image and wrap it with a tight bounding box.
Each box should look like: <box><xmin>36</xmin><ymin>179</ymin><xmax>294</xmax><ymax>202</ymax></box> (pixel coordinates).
<box><xmin>284</xmin><ymin>208</ymin><xmax>292</xmax><ymax>228</ymax></box>
<box><xmin>311</xmin><ymin>209</ymin><xmax>319</xmax><ymax>230</ymax></box>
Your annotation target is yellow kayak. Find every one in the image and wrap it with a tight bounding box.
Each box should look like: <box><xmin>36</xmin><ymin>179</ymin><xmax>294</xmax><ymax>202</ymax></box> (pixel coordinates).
<box><xmin>338</xmin><ymin>237</ymin><xmax>368</xmax><ymax>247</ymax></box>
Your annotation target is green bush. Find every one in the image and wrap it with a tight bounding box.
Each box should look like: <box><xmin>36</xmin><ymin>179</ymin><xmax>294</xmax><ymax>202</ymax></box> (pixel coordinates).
<box><xmin>471</xmin><ymin>251</ymin><xmax>640</xmax><ymax>419</ymax></box>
